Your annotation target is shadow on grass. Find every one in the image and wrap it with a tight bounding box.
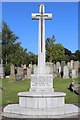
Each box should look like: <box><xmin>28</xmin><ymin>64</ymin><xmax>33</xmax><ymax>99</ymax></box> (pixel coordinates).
<box><xmin>68</xmin><ymin>87</ymin><xmax>80</xmax><ymax>95</ymax></box>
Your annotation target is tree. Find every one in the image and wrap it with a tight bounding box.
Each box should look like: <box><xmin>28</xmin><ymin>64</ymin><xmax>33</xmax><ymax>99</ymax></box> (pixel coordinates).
<box><xmin>46</xmin><ymin>35</ymin><xmax>55</xmax><ymax>48</ymax></box>
<box><xmin>2</xmin><ymin>21</ymin><xmax>37</xmax><ymax>68</ymax></box>
<box><xmin>2</xmin><ymin>21</ymin><xmax>19</xmax><ymax>64</ymax></box>
<box><xmin>75</xmin><ymin>50</ymin><xmax>80</xmax><ymax>61</ymax></box>
<box><xmin>28</xmin><ymin>52</ymin><xmax>38</xmax><ymax>65</ymax></box>
<box><xmin>46</xmin><ymin>35</ymin><xmax>65</xmax><ymax>62</ymax></box>
<box><xmin>64</xmin><ymin>48</ymin><xmax>71</xmax><ymax>56</ymax></box>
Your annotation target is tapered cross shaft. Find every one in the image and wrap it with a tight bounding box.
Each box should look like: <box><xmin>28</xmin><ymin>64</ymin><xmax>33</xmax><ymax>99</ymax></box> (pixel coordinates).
<box><xmin>32</xmin><ymin>4</ymin><xmax>52</xmax><ymax>74</ymax></box>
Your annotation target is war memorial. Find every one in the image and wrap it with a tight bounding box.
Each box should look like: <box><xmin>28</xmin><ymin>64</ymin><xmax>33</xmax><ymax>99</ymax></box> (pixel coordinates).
<box><xmin>2</xmin><ymin>4</ymin><xmax>79</xmax><ymax>118</ymax></box>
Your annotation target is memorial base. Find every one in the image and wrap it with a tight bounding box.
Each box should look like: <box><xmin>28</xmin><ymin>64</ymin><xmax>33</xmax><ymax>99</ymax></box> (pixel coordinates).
<box><xmin>30</xmin><ymin>74</ymin><xmax>54</xmax><ymax>92</ymax></box>
<box><xmin>2</xmin><ymin>91</ymin><xmax>79</xmax><ymax>118</ymax></box>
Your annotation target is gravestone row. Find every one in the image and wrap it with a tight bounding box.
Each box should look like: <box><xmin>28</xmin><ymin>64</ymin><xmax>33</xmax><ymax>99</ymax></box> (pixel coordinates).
<box><xmin>34</xmin><ymin>60</ymin><xmax>80</xmax><ymax>79</ymax></box>
<box><xmin>9</xmin><ymin>64</ymin><xmax>33</xmax><ymax>80</ymax></box>
<box><xmin>0</xmin><ymin>60</ymin><xmax>80</xmax><ymax>79</ymax></box>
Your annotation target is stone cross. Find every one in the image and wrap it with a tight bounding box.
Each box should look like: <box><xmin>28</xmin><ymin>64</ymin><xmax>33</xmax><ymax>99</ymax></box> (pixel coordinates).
<box><xmin>32</xmin><ymin>4</ymin><xmax>52</xmax><ymax>74</ymax></box>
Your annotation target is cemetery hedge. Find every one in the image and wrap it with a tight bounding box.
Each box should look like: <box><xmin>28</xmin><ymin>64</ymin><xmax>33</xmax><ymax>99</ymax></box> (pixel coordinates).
<box><xmin>0</xmin><ymin>77</ymin><xmax>80</xmax><ymax>106</ymax></box>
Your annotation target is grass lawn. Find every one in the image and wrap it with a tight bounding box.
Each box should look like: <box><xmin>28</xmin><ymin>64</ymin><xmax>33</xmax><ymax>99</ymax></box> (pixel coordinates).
<box><xmin>0</xmin><ymin>77</ymin><xmax>80</xmax><ymax>106</ymax></box>
<box><xmin>54</xmin><ymin>77</ymin><xmax>80</xmax><ymax>104</ymax></box>
<box><xmin>2</xmin><ymin>78</ymin><xmax>30</xmax><ymax>106</ymax></box>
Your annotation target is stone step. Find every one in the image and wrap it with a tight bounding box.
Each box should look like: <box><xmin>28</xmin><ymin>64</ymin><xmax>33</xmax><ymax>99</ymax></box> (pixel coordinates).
<box><xmin>2</xmin><ymin>104</ymin><xmax>79</xmax><ymax>118</ymax></box>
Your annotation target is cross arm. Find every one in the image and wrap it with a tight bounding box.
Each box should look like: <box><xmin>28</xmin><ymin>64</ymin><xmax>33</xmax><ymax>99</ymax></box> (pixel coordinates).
<box><xmin>32</xmin><ymin>13</ymin><xmax>52</xmax><ymax>20</ymax></box>
<box><xmin>32</xmin><ymin>13</ymin><xmax>40</xmax><ymax>20</ymax></box>
<box><xmin>44</xmin><ymin>13</ymin><xmax>52</xmax><ymax>20</ymax></box>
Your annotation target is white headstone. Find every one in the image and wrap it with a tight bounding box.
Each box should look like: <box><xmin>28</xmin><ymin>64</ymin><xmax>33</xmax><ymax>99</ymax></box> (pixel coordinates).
<box><xmin>63</xmin><ymin>66</ymin><xmax>69</xmax><ymax>79</ymax></box>
<box><xmin>56</xmin><ymin>62</ymin><xmax>60</xmax><ymax>70</ymax></box>
<box><xmin>67</xmin><ymin>62</ymin><xmax>71</xmax><ymax>69</ymax></box>
<box><xmin>53</xmin><ymin>64</ymin><xmax>58</xmax><ymax>77</ymax></box>
<box><xmin>10</xmin><ymin>64</ymin><xmax>14</xmax><ymax>75</ymax></box>
<box><xmin>59</xmin><ymin>66</ymin><xmax>61</xmax><ymax>74</ymax></box>
<box><xmin>29</xmin><ymin>64</ymin><xmax>32</xmax><ymax>68</ymax></box>
<box><xmin>17</xmin><ymin>67</ymin><xmax>23</xmax><ymax>76</ymax></box>
<box><xmin>27</xmin><ymin>67</ymin><xmax>31</xmax><ymax>79</ymax></box>
<box><xmin>10</xmin><ymin>64</ymin><xmax>15</xmax><ymax>78</ymax></box>
<box><xmin>72</xmin><ymin>69</ymin><xmax>77</xmax><ymax>78</ymax></box>
<box><xmin>71</xmin><ymin>60</ymin><xmax>74</xmax><ymax>69</ymax></box>
<box><xmin>74</xmin><ymin>61</ymin><xmax>79</xmax><ymax>75</ymax></box>
<box><xmin>23</xmin><ymin>64</ymin><xmax>26</xmax><ymax>69</ymax></box>
<box><xmin>0</xmin><ymin>59</ymin><xmax>4</xmax><ymax>79</ymax></box>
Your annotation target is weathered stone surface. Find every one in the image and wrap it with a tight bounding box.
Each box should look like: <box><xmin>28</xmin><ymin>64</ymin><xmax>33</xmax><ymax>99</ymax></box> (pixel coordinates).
<box><xmin>30</xmin><ymin>74</ymin><xmax>53</xmax><ymax>92</ymax></box>
<box><xmin>10</xmin><ymin>64</ymin><xmax>15</xmax><ymax>78</ymax></box>
<box><xmin>2</xmin><ymin>104</ymin><xmax>79</xmax><ymax>118</ymax></box>
<box><xmin>18</xmin><ymin>92</ymin><xmax>66</xmax><ymax>109</ymax></box>
<box><xmin>72</xmin><ymin>69</ymin><xmax>77</xmax><ymax>78</ymax></box>
<box><xmin>63</xmin><ymin>66</ymin><xmax>69</xmax><ymax>79</ymax></box>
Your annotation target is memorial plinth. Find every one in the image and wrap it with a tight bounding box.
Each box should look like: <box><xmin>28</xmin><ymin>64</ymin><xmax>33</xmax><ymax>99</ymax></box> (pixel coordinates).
<box><xmin>18</xmin><ymin>92</ymin><xmax>66</xmax><ymax>109</ymax></box>
<box><xmin>30</xmin><ymin>74</ymin><xmax>53</xmax><ymax>92</ymax></box>
<box><xmin>2</xmin><ymin>4</ymin><xmax>79</xmax><ymax>118</ymax></box>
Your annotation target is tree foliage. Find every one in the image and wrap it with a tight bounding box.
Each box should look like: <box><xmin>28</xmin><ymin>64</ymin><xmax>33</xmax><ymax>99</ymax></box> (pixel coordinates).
<box><xmin>28</xmin><ymin>52</ymin><xmax>38</xmax><ymax>65</ymax></box>
<box><xmin>2</xmin><ymin>21</ymin><xmax>37</xmax><ymax>67</ymax></box>
<box><xmin>46</xmin><ymin>35</ymin><xmax>65</xmax><ymax>62</ymax></box>
<box><xmin>64</xmin><ymin>48</ymin><xmax>71</xmax><ymax>56</ymax></box>
<box><xmin>75</xmin><ymin>50</ymin><xmax>80</xmax><ymax>61</ymax></box>
<box><xmin>63</xmin><ymin>48</ymin><xmax>80</xmax><ymax>62</ymax></box>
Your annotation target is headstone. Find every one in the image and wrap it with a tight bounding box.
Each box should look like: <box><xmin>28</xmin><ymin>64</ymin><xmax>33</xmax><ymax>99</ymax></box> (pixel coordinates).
<box><xmin>72</xmin><ymin>69</ymin><xmax>77</xmax><ymax>78</ymax></box>
<box><xmin>56</xmin><ymin>62</ymin><xmax>60</xmax><ymax>70</ymax></box>
<box><xmin>61</xmin><ymin>61</ymin><xmax>66</xmax><ymax>71</ymax></box>
<box><xmin>53</xmin><ymin>64</ymin><xmax>58</xmax><ymax>77</ymax></box>
<box><xmin>10</xmin><ymin>64</ymin><xmax>15</xmax><ymax>78</ymax></box>
<box><xmin>23</xmin><ymin>68</ymin><xmax>27</xmax><ymax>78</ymax></box>
<box><xmin>15</xmin><ymin>67</ymin><xmax>24</xmax><ymax>81</ymax></box>
<box><xmin>74</xmin><ymin>61</ymin><xmax>79</xmax><ymax>77</ymax></box>
<box><xmin>17</xmin><ymin>67</ymin><xmax>23</xmax><ymax>76</ymax></box>
<box><xmin>59</xmin><ymin>66</ymin><xmax>61</xmax><ymax>74</ymax></box>
<box><xmin>33</xmin><ymin>64</ymin><xmax>37</xmax><ymax>74</ymax></box>
<box><xmin>23</xmin><ymin>64</ymin><xmax>27</xmax><ymax>69</ymax></box>
<box><xmin>67</xmin><ymin>62</ymin><xmax>71</xmax><ymax>69</ymax></box>
<box><xmin>56</xmin><ymin>62</ymin><xmax>61</xmax><ymax>76</ymax></box>
<box><xmin>27</xmin><ymin>67</ymin><xmax>31</xmax><ymax>79</ymax></box>
<box><xmin>63</xmin><ymin>66</ymin><xmax>69</xmax><ymax>79</ymax></box>
<box><xmin>29</xmin><ymin>64</ymin><xmax>32</xmax><ymax>68</ymax></box>
<box><xmin>0</xmin><ymin>59</ymin><xmax>4</xmax><ymax>79</ymax></box>
<box><xmin>70</xmin><ymin>60</ymin><xmax>74</xmax><ymax>69</ymax></box>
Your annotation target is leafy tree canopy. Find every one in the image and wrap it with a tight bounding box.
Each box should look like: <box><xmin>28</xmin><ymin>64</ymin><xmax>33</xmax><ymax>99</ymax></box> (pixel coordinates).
<box><xmin>2</xmin><ymin>21</ymin><xmax>37</xmax><ymax>67</ymax></box>
<box><xmin>46</xmin><ymin>35</ymin><xmax>65</xmax><ymax>62</ymax></box>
